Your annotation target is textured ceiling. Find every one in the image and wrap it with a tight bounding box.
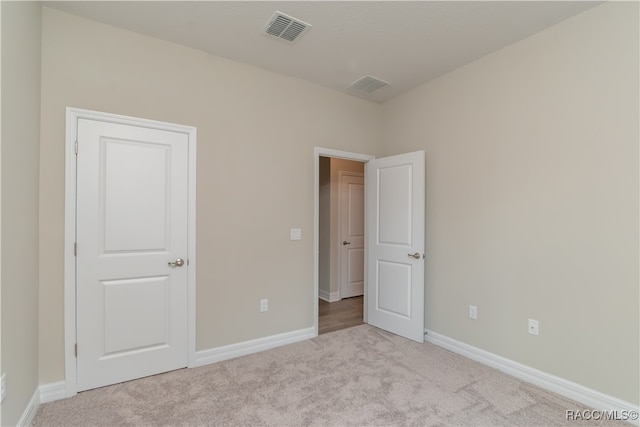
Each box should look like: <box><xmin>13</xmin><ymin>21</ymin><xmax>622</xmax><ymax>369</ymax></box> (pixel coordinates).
<box><xmin>45</xmin><ymin>1</ymin><xmax>601</xmax><ymax>103</ymax></box>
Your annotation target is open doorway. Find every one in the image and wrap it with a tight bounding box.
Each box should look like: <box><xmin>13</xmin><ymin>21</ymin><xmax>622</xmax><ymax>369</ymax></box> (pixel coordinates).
<box><xmin>318</xmin><ymin>155</ymin><xmax>365</xmax><ymax>334</ymax></box>
<box><xmin>314</xmin><ymin>148</ymin><xmax>426</xmax><ymax>342</ymax></box>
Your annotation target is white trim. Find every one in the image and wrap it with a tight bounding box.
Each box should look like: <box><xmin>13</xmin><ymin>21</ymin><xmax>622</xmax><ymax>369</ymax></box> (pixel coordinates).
<box><xmin>43</xmin><ymin>328</ymin><xmax>313</xmax><ymax>401</ymax></box>
<box><xmin>64</xmin><ymin>107</ymin><xmax>197</xmax><ymax>396</ymax></box>
<box><xmin>425</xmin><ymin>330</ymin><xmax>640</xmax><ymax>424</ymax></box>
<box><xmin>39</xmin><ymin>381</ymin><xmax>66</xmax><ymax>404</ymax></box>
<box><xmin>186</xmin><ymin>126</ymin><xmax>198</xmax><ymax>368</ymax></box>
<box><xmin>63</xmin><ymin>108</ymin><xmax>78</xmax><ymax>397</ymax></box>
<box><xmin>193</xmin><ymin>327</ymin><xmax>315</xmax><ymax>367</ymax></box>
<box><xmin>319</xmin><ymin>289</ymin><xmax>330</xmax><ymax>301</ymax></box>
<box><xmin>16</xmin><ymin>388</ymin><xmax>39</xmax><ymax>427</ymax></box>
<box><xmin>319</xmin><ymin>289</ymin><xmax>340</xmax><ymax>302</ymax></box>
<box><xmin>313</xmin><ymin>147</ymin><xmax>374</xmax><ymax>334</ymax></box>
<box><xmin>41</xmin><ymin>330</ymin><xmax>639</xmax><ymax>425</ymax></box>
<box><xmin>315</xmin><ymin>148</ymin><xmax>374</xmax><ymax>162</ymax></box>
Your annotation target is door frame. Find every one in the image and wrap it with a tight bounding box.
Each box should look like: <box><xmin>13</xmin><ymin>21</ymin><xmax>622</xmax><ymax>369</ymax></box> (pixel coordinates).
<box><xmin>337</xmin><ymin>170</ymin><xmax>364</xmax><ymax>300</ymax></box>
<box><xmin>64</xmin><ymin>107</ymin><xmax>197</xmax><ymax>397</ymax></box>
<box><xmin>313</xmin><ymin>147</ymin><xmax>374</xmax><ymax>335</ymax></box>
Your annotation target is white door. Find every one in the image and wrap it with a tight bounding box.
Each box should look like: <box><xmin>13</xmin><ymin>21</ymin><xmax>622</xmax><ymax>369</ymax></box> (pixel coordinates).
<box><xmin>76</xmin><ymin>118</ymin><xmax>189</xmax><ymax>391</ymax></box>
<box><xmin>339</xmin><ymin>173</ymin><xmax>364</xmax><ymax>298</ymax></box>
<box><xmin>365</xmin><ymin>151</ymin><xmax>425</xmax><ymax>342</ymax></box>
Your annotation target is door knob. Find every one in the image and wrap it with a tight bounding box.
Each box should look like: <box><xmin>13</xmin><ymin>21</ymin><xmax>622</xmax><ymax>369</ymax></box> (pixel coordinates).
<box><xmin>168</xmin><ymin>258</ymin><xmax>185</xmax><ymax>267</ymax></box>
<box><xmin>343</xmin><ymin>241</ymin><xmax>351</xmax><ymax>245</ymax></box>
<box><xmin>408</xmin><ymin>253</ymin><xmax>421</xmax><ymax>259</ymax></box>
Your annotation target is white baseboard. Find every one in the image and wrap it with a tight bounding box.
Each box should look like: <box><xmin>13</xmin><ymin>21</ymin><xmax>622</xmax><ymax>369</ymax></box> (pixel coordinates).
<box><xmin>193</xmin><ymin>327</ymin><xmax>316</xmax><ymax>367</ymax></box>
<box><xmin>319</xmin><ymin>289</ymin><xmax>330</xmax><ymax>301</ymax></box>
<box><xmin>40</xmin><ymin>380</ymin><xmax>67</xmax><ymax>403</ymax></box>
<box><xmin>39</xmin><ymin>329</ymin><xmax>637</xmax><ymax>425</ymax></box>
<box><xmin>38</xmin><ymin>328</ymin><xmax>317</xmax><ymax>404</ymax></box>
<box><xmin>319</xmin><ymin>289</ymin><xmax>340</xmax><ymax>302</ymax></box>
<box><xmin>424</xmin><ymin>329</ymin><xmax>639</xmax><ymax>425</ymax></box>
<box><xmin>17</xmin><ymin>388</ymin><xmax>40</xmax><ymax>427</ymax></box>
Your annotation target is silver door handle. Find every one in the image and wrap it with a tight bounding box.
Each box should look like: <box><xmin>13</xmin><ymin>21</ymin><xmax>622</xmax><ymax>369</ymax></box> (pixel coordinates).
<box><xmin>343</xmin><ymin>241</ymin><xmax>351</xmax><ymax>245</ymax></box>
<box><xmin>408</xmin><ymin>253</ymin><xmax>421</xmax><ymax>259</ymax></box>
<box><xmin>168</xmin><ymin>258</ymin><xmax>185</xmax><ymax>267</ymax></box>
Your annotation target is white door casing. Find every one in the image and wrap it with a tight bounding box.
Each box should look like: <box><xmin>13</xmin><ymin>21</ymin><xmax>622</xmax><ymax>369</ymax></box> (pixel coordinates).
<box><xmin>365</xmin><ymin>151</ymin><xmax>425</xmax><ymax>343</ymax></box>
<box><xmin>64</xmin><ymin>108</ymin><xmax>197</xmax><ymax>395</ymax></box>
<box><xmin>339</xmin><ymin>172</ymin><xmax>364</xmax><ymax>299</ymax></box>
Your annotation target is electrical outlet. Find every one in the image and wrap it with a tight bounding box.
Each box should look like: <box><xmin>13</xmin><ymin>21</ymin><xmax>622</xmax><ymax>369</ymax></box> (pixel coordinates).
<box><xmin>260</xmin><ymin>299</ymin><xmax>268</xmax><ymax>312</ymax></box>
<box><xmin>469</xmin><ymin>305</ymin><xmax>477</xmax><ymax>320</ymax></box>
<box><xmin>1</xmin><ymin>373</ymin><xmax>6</xmax><ymax>403</ymax></box>
<box><xmin>528</xmin><ymin>319</ymin><xmax>539</xmax><ymax>336</ymax></box>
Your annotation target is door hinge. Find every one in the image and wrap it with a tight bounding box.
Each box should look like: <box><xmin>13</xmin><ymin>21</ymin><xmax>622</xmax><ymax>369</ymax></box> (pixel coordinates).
<box><xmin>74</xmin><ymin>242</ymin><xmax>77</xmax><ymax>256</ymax></box>
<box><xmin>75</xmin><ymin>140</ymin><xmax>78</xmax><ymax>155</ymax></box>
<box><xmin>74</xmin><ymin>343</ymin><xmax>77</xmax><ymax>358</ymax></box>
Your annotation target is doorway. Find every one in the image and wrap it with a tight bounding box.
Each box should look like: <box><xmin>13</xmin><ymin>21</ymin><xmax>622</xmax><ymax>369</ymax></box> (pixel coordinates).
<box><xmin>316</xmin><ymin>150</ymin><xmax>372</xmax><ymax>335</ymax></box>
<box><xmin>64</xmin><ymin>108</ymin><xmax>197</xmax><ymax>397</ymax></box>
<box><xmin>313</xmin><ymin>147</ymin><xmax>426</xmax><ymax>343</ymax></box>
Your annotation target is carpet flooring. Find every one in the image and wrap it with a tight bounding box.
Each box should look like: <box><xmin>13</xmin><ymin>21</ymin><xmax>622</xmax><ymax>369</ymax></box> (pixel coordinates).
<box><xmin>34</xmin><ymin>325</ymin><xmax>628</xmax><ymax>426</ymax></box>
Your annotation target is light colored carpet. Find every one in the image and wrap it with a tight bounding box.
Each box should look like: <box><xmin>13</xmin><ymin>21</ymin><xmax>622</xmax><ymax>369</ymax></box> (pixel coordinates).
<box><xmin>34</xmin><ymin>325</ymin><xmax>626</xmax><ymax>426</ymax></box>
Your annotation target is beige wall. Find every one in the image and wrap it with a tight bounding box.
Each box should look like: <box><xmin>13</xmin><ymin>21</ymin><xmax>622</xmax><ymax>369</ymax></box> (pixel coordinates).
<box><xmin>1</xmin><ymin>2</ymin><xmax>41</xmax><ymax>425</ymax></box>
<box><xmin>5</xmin><ymin>0</ymin><xmax>633</xmax><ymax>413</ymax></box>
<box><xmin>38</xmin><ymin>7</ymin><xmax>383</xmax><ymax>383</ymax></box>
<box><xmin>382</xmin><ymin>2</ymin><xmax>639</xmax><ymax>405</ymax></box>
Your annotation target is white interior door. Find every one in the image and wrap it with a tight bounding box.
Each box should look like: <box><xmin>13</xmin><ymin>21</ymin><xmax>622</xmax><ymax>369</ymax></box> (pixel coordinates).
<box><xmin>76</xmin><ymin>118</ymin><xmax>189</xmax><ymax>391</ymax></box>
<box><xmin>339</xmin><ymin>172</ymin><xmax>364</xmax><ymax>299</ymax></box>
<box><xmin>365</xmin><ymin>151</ymin><xmax>425</xmax><ymax>342</ymax></box>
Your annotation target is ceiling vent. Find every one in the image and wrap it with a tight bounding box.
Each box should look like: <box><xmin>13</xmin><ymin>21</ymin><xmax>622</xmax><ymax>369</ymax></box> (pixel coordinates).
<box><xmin>264</xmin><ymin>11</ymin><xmax>311</xmax><ymax>43</ymax></box>
<box><xmin>348</xmin><ymin>76</ymin><xmax>390</xmax><ymax>95</ymax></box>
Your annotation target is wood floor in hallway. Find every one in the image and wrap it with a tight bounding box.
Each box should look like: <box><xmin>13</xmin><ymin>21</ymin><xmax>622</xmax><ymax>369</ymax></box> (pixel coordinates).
<box><xmin>318</xmin><ymin>296</ymin><xmax>364</xmax><ymax>335</ymax></box>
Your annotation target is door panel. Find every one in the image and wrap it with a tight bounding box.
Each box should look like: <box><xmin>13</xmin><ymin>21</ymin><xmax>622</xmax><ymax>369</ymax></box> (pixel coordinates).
<box><xmin>102</xmin><ymin>276</ymin><xmax>170</xmax><ymax>355</ymax></box>
<box><xmin>366</xmin><ymin>151</ymin><xmax>425</xmax><ymax>342</ymax></box>
<box><xmin>76</xmin><ymin>118</ymin><xmax>189</xmax><ymax>391</ymax></box>
<box><xmin>340</xmin><ymin>173</ymin><xmax>365</xmax><ymax>298</ymax></box>
<box><xmin>348</xmin><ymin>248</ymin><xmax>364</xmax><ymax>284</ymax></box>
<box><xmin>102</xmin><ymin>140</ymin><xmax>169</xmax><ymax>252</ymax></box>
<box><xmin>377</xmin><ymin>261</ymin><xmax>411</xmax><ymax>318</ymax></box>
<box><xmin>378</xmin><ymin>165</ymin><xmax>412</xmax><ymax>245</ymax></box>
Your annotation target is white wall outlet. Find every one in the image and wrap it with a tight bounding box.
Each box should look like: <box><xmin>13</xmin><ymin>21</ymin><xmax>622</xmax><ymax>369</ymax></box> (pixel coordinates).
<box><xmin>469</xmin><ymin>305</ymin><xmax>477</xmax><ymax>320</ymax></box>
<box><xmin>528</xmin><ymin>319</ymin><xmax>539</xmax><ymax>336</ymax></box>
<box><xmin>1</xmin><ymin>373</ymin><xmax>6</xmax><ymax>403</ymax></box>
<box><xmin>260</xmin><ymin>299</ymin><xmax>268</xmax><ymax>312</ymax></box>
<box><xmin>290</xmin><ymin>228</ymin><xmax>301</xmax><ymax>240</ymax></box>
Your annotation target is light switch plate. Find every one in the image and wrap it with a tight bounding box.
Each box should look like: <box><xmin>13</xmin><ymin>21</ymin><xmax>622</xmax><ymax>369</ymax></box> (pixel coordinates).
<box><xmin>469</xmin><ymin>305</ymin><xmax>477</xmax><ymax>320</ymax></box>
<box><xmin>290</xmin><ymin>228</ymin><xmax>301</xmax><ymax>240</ymax></box>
